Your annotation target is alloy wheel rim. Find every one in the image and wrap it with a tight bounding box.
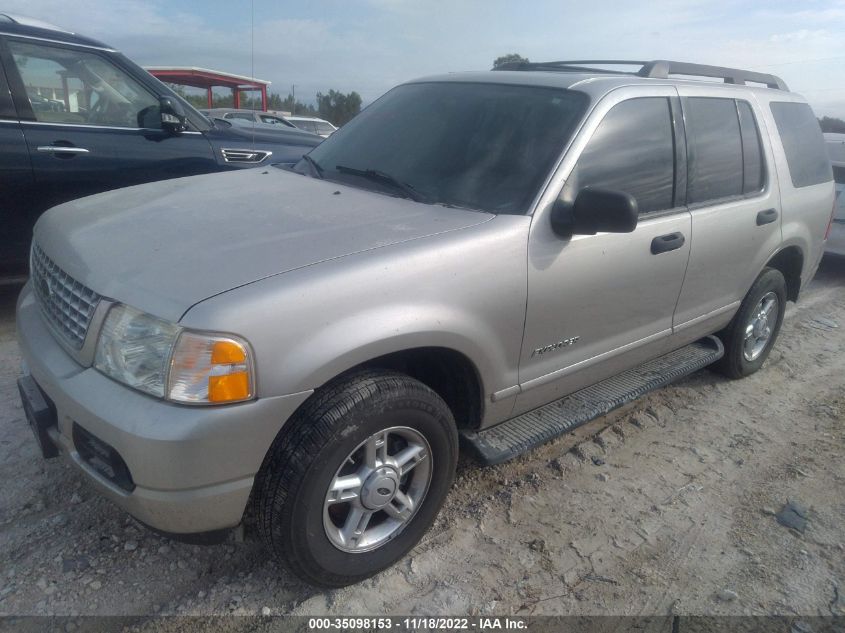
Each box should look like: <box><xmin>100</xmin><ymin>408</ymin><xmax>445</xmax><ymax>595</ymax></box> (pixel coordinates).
<box><xmin>323</xmin><ymin>426</ymin><xmax>432</xmax><ymax>553</ymax></box>
<box><xmin>743</xmin><ymin>291</ymin><xmax>779</xmax><ymax>362</ymax></box>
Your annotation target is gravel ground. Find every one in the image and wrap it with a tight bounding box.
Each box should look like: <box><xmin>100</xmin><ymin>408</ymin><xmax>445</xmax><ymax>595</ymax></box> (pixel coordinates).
<box><xmin>0</xmin><ymin>256</ymin><xmax>843</xmax><ymax>625</ymax></box>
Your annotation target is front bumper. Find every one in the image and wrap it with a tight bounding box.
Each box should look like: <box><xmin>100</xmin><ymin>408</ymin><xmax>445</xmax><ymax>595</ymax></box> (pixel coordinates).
<box><xmin>16</xmin><ymin>283</ymin><xmax>312</xmax><ymax>534</ymax></box>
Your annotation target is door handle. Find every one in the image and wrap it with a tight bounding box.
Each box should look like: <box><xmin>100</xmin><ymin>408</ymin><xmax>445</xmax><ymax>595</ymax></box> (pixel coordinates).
<box><xmin>36</xmin><ymin>146</ymin><xmax>90</xmax><ymax>155</ymax></box>
<box><xmin>651</xmin><ymin>231</ymin><xmax>685</xmax><ymax>255</ymax></box>
<box><xmin>756</xmin><ymin>208</ymin><xmax>778</xmax><ymax>226</ymax></box>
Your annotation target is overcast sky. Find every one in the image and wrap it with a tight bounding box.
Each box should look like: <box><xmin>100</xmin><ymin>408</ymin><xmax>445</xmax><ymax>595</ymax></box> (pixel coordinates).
<box><xmin>5</xmin><ymin>0</ymin><xmax>845</xmax><ymax>116</ymax></box>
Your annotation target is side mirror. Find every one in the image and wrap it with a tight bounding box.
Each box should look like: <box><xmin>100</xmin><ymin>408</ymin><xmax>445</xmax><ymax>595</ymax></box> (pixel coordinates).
<box><xmin>159</xmin><ymin>96</ymin><xmax>187</xmax><ymax>134</ymax></box>
<box><xmin>550</xmin><ymin>188</ymin><xmax>639</xmax><ymax>237</ymax></box>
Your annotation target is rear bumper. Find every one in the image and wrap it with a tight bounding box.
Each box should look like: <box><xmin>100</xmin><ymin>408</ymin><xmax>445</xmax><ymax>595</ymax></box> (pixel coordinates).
<box><xmin>16</xmin><ymin>283</ymin><xmax>312</xmax><ymax>533</ymax></box>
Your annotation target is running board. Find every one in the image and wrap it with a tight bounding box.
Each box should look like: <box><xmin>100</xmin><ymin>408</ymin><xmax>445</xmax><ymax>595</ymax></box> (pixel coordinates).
<box><xmin>461</xmin><ymin>335</ymin><xmax>724</xmax><ymax>465</ymax></box>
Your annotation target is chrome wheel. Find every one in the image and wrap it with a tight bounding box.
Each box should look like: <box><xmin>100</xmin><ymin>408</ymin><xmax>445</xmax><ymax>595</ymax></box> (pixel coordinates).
<box><xmin>323</xmin><ymin>426</ymin><xmax>432</xmax><ymax>553</ymax></box>
<box><xmin>743</xmin><ymin>291</ymin><xmax>779</xmax><ymax>362</ymax></box>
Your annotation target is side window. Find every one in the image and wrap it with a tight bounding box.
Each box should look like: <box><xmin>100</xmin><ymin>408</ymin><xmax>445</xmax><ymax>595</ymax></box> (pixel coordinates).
<box><xmin>563</xmin><ymin>97</ymin><xmax>675</xmax><ymax>215</ymax></box>
<box><xmin>770</xmin><ymin>102</ymin><xmax>832</xmax><ymax>188</ymax></box>
<box><xmin>685</xmin><ymin>97</ymin><xmax>743</xmax><ymax>204</ymax></box>
<box><xmin>7</xmin><ymin>40</ymin><xmax>160</xmax><ymax>128</ymax></box>
<box><xmin>295</xmin><ymin>120</ymin><xmax>316</xmax><ymax>133</ymax></box>
<box><xmin>737</xmin><ymin>101</ymin><xmax>765</xmax><ymax>194</ymax></box>
<box><xmin>225</xmin><ymin>112</ymin><xmax>253</xmax><ymax>121</ymax></box>
<box><xmin>261</xmin><ymin>115</ymin><xmax>290</xmax><ymax>126</ymax></box>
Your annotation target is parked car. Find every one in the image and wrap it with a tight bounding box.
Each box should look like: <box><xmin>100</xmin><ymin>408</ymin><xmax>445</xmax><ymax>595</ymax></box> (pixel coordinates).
<box><xmin>200</xmin><ymin>108</ymin><xmax>300</xmax><ymax>129</ymax></box>
<box><xmin>207</xmin><ymin>115</ymin><xmax>322</xmax><ymax>141</ymax></box>
<box><xmin>0</xmin><ymin>14</ymin><xmax>321</xmax><ymax>277</ymax></box>
<box><xmin>288</xmin><ymin>115</ymin><xmax>338</xmax><ymax>137</ymax></box>
<box><xmin>17</xmin><ymin>59</ymin><xmax>834</xmax><ymax>587</ymax></box>
<box><xmin>825</xmin><ymin>133</ymin><xmax>845</xmax><ymax>256</ymax></box>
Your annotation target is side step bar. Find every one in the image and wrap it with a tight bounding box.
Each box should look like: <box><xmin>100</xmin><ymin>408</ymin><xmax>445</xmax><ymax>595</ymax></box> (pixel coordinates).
<box><xmin>460</xmin><ymin>335</ymin><xmax>724</xmax><ymax>465</ymax></box>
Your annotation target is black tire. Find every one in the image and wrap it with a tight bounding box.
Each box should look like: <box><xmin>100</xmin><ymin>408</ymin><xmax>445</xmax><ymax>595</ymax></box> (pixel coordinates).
<box><xmin>254</xmin><ymin>369</ymin><xmax>458</xmax><ymax>587</ymax></box>
<box><xmin>715</xmin><ymin>267</ymin><xmax>787</xmax><ymax>379</ymax></box>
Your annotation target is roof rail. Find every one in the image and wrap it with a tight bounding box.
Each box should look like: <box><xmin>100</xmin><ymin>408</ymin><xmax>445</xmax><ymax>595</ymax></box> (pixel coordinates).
<box><xmin>493</xmin><ymin>59</ymin><xmax>789</xmax><ymax>91</ymax></box>
<box><xmin>0</xmin><ymin>12</ymin><xmax>70</xmax><ymax>32</ymax></box>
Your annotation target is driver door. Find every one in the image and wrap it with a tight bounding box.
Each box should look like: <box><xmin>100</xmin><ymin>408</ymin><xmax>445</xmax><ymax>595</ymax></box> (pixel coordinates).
<box><xmin>514</xmin><ymin>87</ymin><xmax>692</xmax><ymax>415</ymax></box>
<box><xmin>1</xmin><ymin>37</ymin><xmax>217</xmax><ymax>215</ymax></box>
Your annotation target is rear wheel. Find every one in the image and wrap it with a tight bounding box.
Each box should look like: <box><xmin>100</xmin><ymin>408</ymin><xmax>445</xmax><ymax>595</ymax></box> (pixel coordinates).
<box><xmin>715</xmin><ymin>267</ymin><xmax>787</xmax><ymax>379</ymax></box>
<box><xmin>254</xmin><ymin>370</ymin><xmax>458</xmax><ymax>587</ymax></box>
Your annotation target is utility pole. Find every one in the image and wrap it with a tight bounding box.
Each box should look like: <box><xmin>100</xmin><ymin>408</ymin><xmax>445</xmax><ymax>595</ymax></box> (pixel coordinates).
<box><xmin>291</xmin><ymin>84</ymin><xmax>297</xmax><ymax>115</ymax></box>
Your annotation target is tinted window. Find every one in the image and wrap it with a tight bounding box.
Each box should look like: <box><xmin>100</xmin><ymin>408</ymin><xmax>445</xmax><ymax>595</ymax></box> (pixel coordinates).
<box><xmin>307</xmin><ymin>83</ymin><xmax>587</xmax><ymax>214</ymax></box>
<box><xmin>225</xmin><ymin>112</ymin><xmax>254</xmax><ymax>121</ymax></box>
<box><xmin>737</xmin><ymin>101</ymin><xmax>764</xmax><ymax>194</ymax></box>
<box><xmin>834</xmin><ymin>165</ymin><xmax>845</xmax><ymax>185</ymax></box>
<box><xmin>315</xmin><ymin>122</ymin><xmax>336</xmax><ymax>134</ymax></box>
<box><xmin>8</xmin><ymin>40</ymin><xmax>159</xmax><ymax>128</ymax></box>
<box><xmin>685</xmin><ymin>97</ymin><xmax>743</xmax><ymax>203</ymax></box>
<box><xmin>563</xmin><ymin>97</ymin><xmax>674</xmax><ymax>215</ymax></box>
<box><xmin>293</xmin><ymin>120</ymin><xmax>316</xmax><ymax>132</ymax></box>
<box><xmin>771</xmin><ymin>102</ymin><xmax>832</xmax><ymax>188</ymax></box>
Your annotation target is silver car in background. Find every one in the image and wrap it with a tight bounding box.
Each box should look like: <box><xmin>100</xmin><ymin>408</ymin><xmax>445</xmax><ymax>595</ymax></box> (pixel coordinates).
<box><xmin>825</xmin><ymin>133</ymin><xmax>845</xmax><ymax>256</ymax></box>
<box><xmin>287</xmin><ymin>115</ymin><xmax>338</xmax><ymax>137</ymax></box>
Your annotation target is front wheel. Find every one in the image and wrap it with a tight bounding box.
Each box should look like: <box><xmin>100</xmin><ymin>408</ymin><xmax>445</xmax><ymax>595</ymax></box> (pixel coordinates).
<box><xmin>715</xmin><ymin>267</ymin><xmax>787</xmax><ymax>379</ymax></box>
<box><xmin>254</xmin><ymin>370</ymin><xmax>458</xmax><ymax>587</ymax></box>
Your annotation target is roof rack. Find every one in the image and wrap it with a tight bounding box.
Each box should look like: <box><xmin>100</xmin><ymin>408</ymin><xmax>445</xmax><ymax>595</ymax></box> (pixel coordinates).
<box><xmin>493</xmin><ymin>59</ymin><xmax>789</xmax><ymax>91</ymax></box>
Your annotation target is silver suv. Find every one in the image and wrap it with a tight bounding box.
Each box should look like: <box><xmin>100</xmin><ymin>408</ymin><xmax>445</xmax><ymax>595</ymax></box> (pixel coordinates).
<box><xmin>17</xmin><ymin>60</ymin><xmax>835</xmax><ymax>587</ymax></box>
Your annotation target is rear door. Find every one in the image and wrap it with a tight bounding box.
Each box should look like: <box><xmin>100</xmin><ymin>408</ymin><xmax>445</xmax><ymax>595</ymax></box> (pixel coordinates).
<box><xmin>671</xmin><ymin>88</ymin><xmax>782</xmax><ymax>335</ymax></box>
<box><xmin>1</xmin><ymin>37</ymin><xmax>219</xmax><ymax>214</ymax></box>
<box><xmin>0</xmin><ymin>40</ymin><xmax>36</xmax><ymax>275</ymax></box>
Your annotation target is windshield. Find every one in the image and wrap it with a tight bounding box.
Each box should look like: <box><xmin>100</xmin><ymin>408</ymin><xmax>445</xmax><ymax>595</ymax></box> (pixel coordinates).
<box><xmin>304</xmin><ymin>82</ymin><xmax>587</xmax><ymax>214</ymax></box>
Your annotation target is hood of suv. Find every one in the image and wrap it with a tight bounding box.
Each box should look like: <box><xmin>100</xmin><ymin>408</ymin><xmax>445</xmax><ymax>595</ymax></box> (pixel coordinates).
<box><xmin>34</xmin><ymin>168</ymin><xmax>492</xmax><ymax>322</ymax></box>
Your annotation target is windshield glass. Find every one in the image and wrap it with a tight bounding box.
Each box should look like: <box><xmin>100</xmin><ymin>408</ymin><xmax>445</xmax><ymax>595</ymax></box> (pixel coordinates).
<box><xmin>305</xmin><ymin>82</ymin><xmax>587</xmax><ymax>214</ymax></box>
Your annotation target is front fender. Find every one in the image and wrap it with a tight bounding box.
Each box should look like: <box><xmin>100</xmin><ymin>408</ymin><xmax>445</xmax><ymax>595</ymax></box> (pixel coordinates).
<box><xmin>181</xmin><ymin>214</ymin><xmax>530</xmax><ymax>426</ymax></box>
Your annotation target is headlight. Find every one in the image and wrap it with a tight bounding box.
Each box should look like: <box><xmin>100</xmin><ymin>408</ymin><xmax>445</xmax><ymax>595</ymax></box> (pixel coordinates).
<box><xmin>94</xmin><ymin>304</ymin><xmax>254</xmax><ymax>404</ymax></box>
<box><xmin>94</xmin><ymin>304</ymin><xmax>180</xmax><ymax>398</ymax></box>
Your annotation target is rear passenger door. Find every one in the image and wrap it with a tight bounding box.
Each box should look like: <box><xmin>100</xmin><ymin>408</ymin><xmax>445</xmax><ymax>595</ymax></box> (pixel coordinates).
<box><xmin>672</xmin><ymin>88</ymin><xmax>782</xmax><ymax>333</ymax></box>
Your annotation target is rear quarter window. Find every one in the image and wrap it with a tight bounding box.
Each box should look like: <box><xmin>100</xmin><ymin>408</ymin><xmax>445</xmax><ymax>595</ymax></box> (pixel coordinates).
<box><xmin>770</xmin><ymin>102</ymin><xmax>832</xmax><ymax>188</ymax></box>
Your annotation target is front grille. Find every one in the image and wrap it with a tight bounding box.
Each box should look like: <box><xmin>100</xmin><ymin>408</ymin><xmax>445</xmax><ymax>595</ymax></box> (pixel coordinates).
<box><xmin>31</xmin><ymin>243</ymin><xmax>101</xmax><ymax>349</ymax></box>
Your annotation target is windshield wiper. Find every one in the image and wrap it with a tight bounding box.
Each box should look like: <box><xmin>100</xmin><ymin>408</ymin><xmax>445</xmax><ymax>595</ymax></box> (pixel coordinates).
<box><xmin>334</xmin><ymin>165</ymin><xmax>427</xmax><ymax>202</ymax></box>
<box><xmin>301</xmin><ymin>154</ymin><xmax>324</xmax><ymax>179</ymax></box>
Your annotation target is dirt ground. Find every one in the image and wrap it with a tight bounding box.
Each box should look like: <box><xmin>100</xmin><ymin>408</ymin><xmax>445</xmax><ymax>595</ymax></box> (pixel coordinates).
<box><xmin>1</xmin><ymin>256</ymin><xmax>843</xmax><ymax>623</ymax></box>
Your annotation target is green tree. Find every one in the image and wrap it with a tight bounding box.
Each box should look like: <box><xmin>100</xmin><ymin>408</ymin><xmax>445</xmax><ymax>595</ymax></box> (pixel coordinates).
<box><xmin>819</xmin><ymin>116</ymin><xmax>845</xmax><ymax>134</ymax></box>
<box><xmin>493</xmin><ymin>53</ymin><xmax>530</xmax><ymax>69</ymax></box>
<box><xmin>279</xmin><ymin>93</ymin><xmax>318</xmax><ymax>116</ymax></box>
<box><xmin>316</xmin><ymin>89</ymin><xmax>362</xmax><ymax>126</ymax></box>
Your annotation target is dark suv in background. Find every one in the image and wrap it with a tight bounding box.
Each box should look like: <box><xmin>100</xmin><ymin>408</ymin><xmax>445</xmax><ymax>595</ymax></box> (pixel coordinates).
<box><xmin>0</xmin><ymin>13</ymin><xmax>321</xmax><ymax>277</ymax></box>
